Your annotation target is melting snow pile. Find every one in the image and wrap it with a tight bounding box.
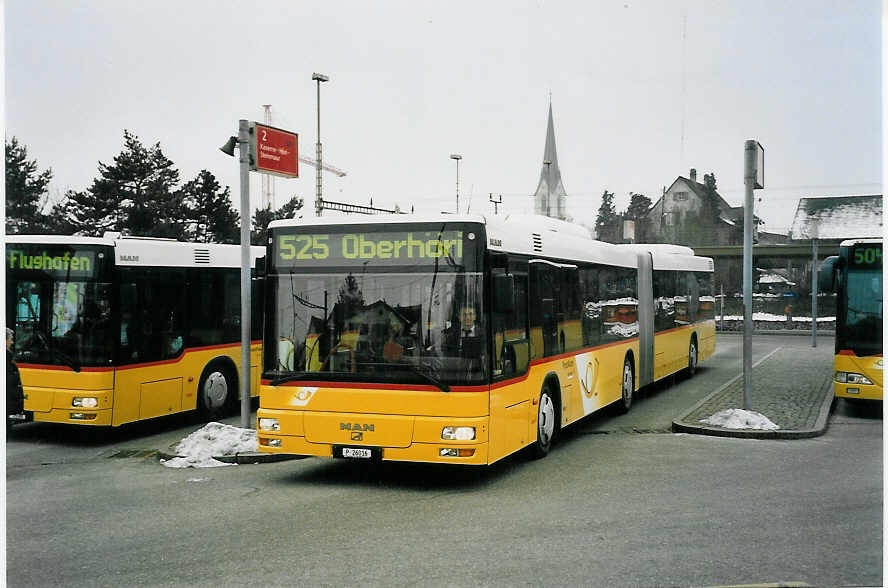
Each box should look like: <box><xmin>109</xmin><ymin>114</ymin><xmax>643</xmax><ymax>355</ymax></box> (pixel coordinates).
<box><xmin>699</xmin><ymin>408</ymin><xmax>779</xmax><ymax>430</ymax></box>
<box><xmin>161</xmin><ymin>422</ymin><xmax>257</xmax><ymax>468</ymax></box>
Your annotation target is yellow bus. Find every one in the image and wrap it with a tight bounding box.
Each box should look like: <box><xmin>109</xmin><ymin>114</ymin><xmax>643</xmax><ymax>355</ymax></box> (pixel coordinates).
<box><xmin>6</xmin><ymin>233</ymin><xmax>264</xmax><ymax>427</ymax></box>
<box><xmin>256</xmin><ymin>214</ymin><xmax>715</xmax><ymax>464</ymax></box>
<box><xmin>819</xmin><ymin>238</ymin><xmax>882</xmax><ymax>401</ymax></box>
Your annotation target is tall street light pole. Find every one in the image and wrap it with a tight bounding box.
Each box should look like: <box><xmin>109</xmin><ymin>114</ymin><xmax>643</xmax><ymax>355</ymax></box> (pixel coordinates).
<box><xmin>312</xmin><ymin>72</ymin><xmax>329</xmax><ymax>217</ymax></box>
<box><xmin>450</xmin><ymin>153</ymin><xmax>462</xmax><ymax>213</ymax></box>
<box><xmin>544</xmin><ymin>160</ymin><xmax>552</xmax><ymax>217</ymax></box>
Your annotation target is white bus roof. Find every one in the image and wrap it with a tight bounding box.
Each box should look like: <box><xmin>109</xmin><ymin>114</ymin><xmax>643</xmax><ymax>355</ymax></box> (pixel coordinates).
<box><xmin>618</xmin><ymin>243</ymin><xmax>714</xmax><ymax>272</ymax></box>
<box><xmin>5</xmin><ymin>234</ymin><xmax>264</xmax><ymax>269</ymax></box>
<box><xmin>839</xmin><ymin>237</ymin><xmax>882</xmax><ymax>247</ymax></box>
<box><xmin>268</xmin><ymin>213</ymin><xmax>712</xmax><ymax>272</ymax></box>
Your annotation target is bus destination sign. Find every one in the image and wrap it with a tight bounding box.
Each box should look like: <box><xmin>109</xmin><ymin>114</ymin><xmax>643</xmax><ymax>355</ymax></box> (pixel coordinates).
<box><xmin>275</xmin><ymin>229</ymin><xmax>472</xmax><ymax>268</ymax></box>
<box><xmin>850</xmin><ymin>242</ymin><xmax>882</xmax><ymax>268</ymax></box>
<box><xmin>6</xmin><ymin>246</ymin><xmax>99</xmax><ymax>278</ymax></box>
<box><xmin>251</xmin><ymin>123</ymin><xmax>299</xmax><ymax>178</ymax></box>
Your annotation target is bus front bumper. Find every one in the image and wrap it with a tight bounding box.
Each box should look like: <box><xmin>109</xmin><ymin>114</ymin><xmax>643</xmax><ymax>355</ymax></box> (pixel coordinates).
<box><xmin>835</xmin><ymin>381</ymin><xmax>882</xmax><ymax>401</ymax></box>
<box><xmin>256</xmin><ymin>409</ymin><xmax>490</xmax><ymax>465</ymax></box>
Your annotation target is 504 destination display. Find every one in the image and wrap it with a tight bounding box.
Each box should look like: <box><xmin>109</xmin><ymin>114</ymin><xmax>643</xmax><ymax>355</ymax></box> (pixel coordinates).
<box><xmin>851</xmin><ymin>243</ymin><xmax>882</xmax><ymax>268</ymax></box>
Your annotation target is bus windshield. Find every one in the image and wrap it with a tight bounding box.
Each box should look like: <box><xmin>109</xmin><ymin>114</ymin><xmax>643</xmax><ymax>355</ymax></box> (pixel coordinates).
<box><xmin>268</xmin><ymin>271</ymin><xmax>487</xmax><ymax>387</ymax></box>
<box><xmin>843</xmin><ymin>268</ymin><xmax>882</xmax><ymax>356</ymax></box>
<box><xmin>6</xmin><ymin>244</ymin><xmax>114</xmax><ymax>368</ymax></box>
<box><xmin>266</xmin><ymin>222</ymin><xmax>487</xmax><ymax>387</ymax></box>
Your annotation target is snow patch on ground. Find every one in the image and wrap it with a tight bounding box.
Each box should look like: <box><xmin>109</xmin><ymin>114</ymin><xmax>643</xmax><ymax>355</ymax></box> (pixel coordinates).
<box><xmin>161</xmin><ymin>422</ymin><xmax>257</xmax><ymax>469</ymax></box>
<box><xmin>699</xmin><ymin>409</ymin><xmax>780</xmax><ymax>430</ymax></box>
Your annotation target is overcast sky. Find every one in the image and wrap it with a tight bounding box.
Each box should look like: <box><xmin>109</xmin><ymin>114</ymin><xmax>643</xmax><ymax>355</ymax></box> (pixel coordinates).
<box><xmin>5</xmin><ymin>0</ymin><xmax>882</xmax><ymax>232</ymax></box>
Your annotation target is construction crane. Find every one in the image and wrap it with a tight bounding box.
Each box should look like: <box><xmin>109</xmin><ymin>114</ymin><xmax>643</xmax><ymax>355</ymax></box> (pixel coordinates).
<box><xmin>298</xmin><ymin>155</ymin><xmax>347</xmax><ymax>177</ymax></box>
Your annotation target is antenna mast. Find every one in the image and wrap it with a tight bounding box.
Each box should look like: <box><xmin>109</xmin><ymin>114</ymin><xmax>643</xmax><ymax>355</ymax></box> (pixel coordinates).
<box><xmin>261</xmin><ymin>104</ymin><xmax>275</xmax><ymax>209</ymax></box>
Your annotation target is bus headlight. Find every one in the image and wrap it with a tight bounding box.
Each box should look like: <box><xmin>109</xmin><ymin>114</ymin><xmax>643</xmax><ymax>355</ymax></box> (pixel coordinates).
<box><xmin>442</xmin><ymin>426</ymin><xmax>475</xmax><ymax>441</ymax></box>
<box><xmin>72</xmin><ymin>397</ymin><xmax>98</xmax><ymax>408</ymax></box>
<box><xmin>835</xmin><ymin>371</ymin><xmax>873</xmax><ymax>385</ymax></box>
<box><xmin>258</xmin><ymin>418</ymin><xmax>280</xmax><ymax>432</ymax></box>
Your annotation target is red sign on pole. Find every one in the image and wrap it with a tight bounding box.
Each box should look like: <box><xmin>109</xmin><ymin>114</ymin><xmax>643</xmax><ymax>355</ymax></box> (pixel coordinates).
<box><xmin>251</xmin><ymin>122</ymin><xmax>299</xmax><ymax>178</ymax></box>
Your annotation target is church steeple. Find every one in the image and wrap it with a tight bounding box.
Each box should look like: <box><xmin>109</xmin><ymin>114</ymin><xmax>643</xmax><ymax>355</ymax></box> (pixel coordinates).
<box><xmin>532</xmin><ymin>100</ymin><xmax>570</xmax><ymax>220</ymax></box>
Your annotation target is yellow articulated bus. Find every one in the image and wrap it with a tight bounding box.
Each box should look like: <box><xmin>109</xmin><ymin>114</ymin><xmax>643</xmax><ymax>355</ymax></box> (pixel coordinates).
<box><xmin>256</xmin><ymin>214</ymin><xmax>715</xmax><ymax>465</ymax></box>
<box><xmin>819</xmin><ymin>238</ymin><xmax>882</xmax><ymax>401</ymax></box>
<box><xmin>6</xmin><ymin>233</ymin><xmax>264</xmax><ymax>427</ymax></box>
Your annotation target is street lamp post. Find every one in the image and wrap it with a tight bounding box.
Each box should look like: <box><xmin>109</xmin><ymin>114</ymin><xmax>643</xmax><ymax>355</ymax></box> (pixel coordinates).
<box><xmin>450</xmin><ymin>153</ymin><xmax>462</xmax><ymax>213</ymax></box>
<box><xmin>544</xmin><ymin>160</ymin><xmax>552</xmax><ymax>217</ymax></box>
<box><xmin>312</xmin><ymin>72</ymin><xmax>329</xmax><ymax>217</ymax></box>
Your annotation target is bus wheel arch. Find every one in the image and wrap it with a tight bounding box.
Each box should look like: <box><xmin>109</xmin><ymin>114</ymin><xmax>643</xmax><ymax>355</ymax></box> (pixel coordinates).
<box><xmin>197</xmin><ymin>357</ymin><xmax>238</xmax><ymax>417</ymax></box>
<box><xmin>529</xmin><ymin>374</ymin><xmax>561</xmax><ymax>459</ymax></box>
<box><xmin>617</xmin><ymin>352</ymin><xmax>635</xmax><ymax>414</ymax></box>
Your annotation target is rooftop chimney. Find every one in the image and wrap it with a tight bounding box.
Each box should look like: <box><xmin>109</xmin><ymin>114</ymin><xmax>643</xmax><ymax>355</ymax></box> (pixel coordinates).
<box><xmin>689</xmin><ymin>168</ymin><xmax>697</xmax><ymax>183</ymax></box>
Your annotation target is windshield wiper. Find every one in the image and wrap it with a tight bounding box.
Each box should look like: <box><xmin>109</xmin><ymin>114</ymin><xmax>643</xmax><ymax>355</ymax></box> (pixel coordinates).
<box><xmin>387</xmin><ymin>363</ymin><xmax>450</xmax><ymax>392</ymax></box>
<box><xmin>269</xmin><ymin>372</ymin><xmax>314</xmax><ymax>386</ymax></box>
<box><xmin>52</xmin><ymin>349</ymin><xmax>81</xmax><ymax>373</ymax></box>
<box><xmin>33</xmin><ymin>332</ymin><xmax>81</xmax><ymax>373</ymax></box>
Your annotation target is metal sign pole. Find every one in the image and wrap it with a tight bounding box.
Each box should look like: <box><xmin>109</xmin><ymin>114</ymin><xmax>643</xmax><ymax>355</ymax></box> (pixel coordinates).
<box><xmin>742</xmin><ymin>140</ymin><xmax>756</xmax><ymax>411</ymax></box>
<box><xmin>238</xmin><ymin>119</ymin><xmax>252</xmax><ymax>429</ymax></box>
<box><xmin>812</xmin><ymin>238</ymin><xmax>818</xmax><ymax>347</ymax></box>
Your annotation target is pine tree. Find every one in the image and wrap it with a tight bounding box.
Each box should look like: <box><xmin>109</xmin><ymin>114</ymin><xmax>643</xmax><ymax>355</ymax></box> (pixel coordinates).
<box><xmin>700</xmin><ymin>172</ymin><xmax>721</xmax><ymax>244</ymax></box>
<box><xmin>68</xmin><ymin>130</ymin><xmax>182</xmax><ymax>237</ymax></box>
<box><xmin>624</xmin><ymin>192</ymin><xmax>652</xmax><ymax>241</ymax></box>
<box><xmin>251</xmin><ymin>206</ymin><xmax>276</xmax><ymax>246</ymax></box>
<box><xmin>594</xmin><ymin>190</ymin><xmax>619</xmax><ymax>242</ymax></box>
<box><xmin>5</xmin><ymin>137</ymin><xmax>53</xmax><ymax>234</ymax></box>
<box><xmin>182</xmin><ymin>170</ymin><xmax>239</xmax><ymax>243</ymax></box>
<box><xmin>251</xmin><ymin>196</ymin><xmax>304</xmax><ymax>245</ymax></box>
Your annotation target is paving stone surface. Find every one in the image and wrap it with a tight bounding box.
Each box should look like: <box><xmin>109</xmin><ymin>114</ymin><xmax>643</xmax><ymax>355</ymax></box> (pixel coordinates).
<box><xmin>676</xmin><ymin>343</ymin><xmax>835</xmax><ymax>437</ymax></box>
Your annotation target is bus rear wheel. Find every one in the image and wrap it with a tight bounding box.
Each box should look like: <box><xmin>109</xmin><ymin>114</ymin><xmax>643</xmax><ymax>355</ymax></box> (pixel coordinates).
<box><xmin>617</xmin><ymin>356</ymin><xmax>634</xmax><ymax>414</ymax></box>
<box><xmin>197</xmin><ymin>363</ymin><xmax>235</xmax><ymax>419</ymax></box>
<box><xmin>687</xmin><ymin>337</ymin><xmax>698</xmax><ymax>377</ymax></box>
<box><xmin>529</xmin><ymin>385</ymin><xmax>557</xmax><ymax>459</ymax></box>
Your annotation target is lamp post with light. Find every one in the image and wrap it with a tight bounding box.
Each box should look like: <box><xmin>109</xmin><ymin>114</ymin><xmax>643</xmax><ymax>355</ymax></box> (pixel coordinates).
<box><xmin>312</xmin><ymin>72</ymin><xmax>329</xmax><ymax>216</ymax></box>
<box><xmin>450</xmin><ymin>153</ymin><xmax>462</xmax><ymax>213</ymax></box>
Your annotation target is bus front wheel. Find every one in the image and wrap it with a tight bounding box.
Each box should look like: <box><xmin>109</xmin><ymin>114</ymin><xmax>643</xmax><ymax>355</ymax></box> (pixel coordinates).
<box><xmin>687</xmin><ymin>337</ymin><xmax>698</xmax><ymax>377</ymax></box>
<box><xmin>197</xmin><ymin>363</ymin><xmax>235</xmax><ymax>418</ymax></box>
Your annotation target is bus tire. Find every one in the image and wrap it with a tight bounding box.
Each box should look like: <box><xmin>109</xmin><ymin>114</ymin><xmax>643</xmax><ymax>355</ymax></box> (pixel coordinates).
<box><xmin>687</xmin><ymin>336</ymin><xmax>698</xmax><ymax>377</ymax></box>
<box><xmin>529</xmin><ymin>384</ymin><xmax>557</xmax><ymax>459</ymax></box>
<box><xmin>617</xmin><ymin>355</ymin><xmax>634</xmax><ymax>414</ymax></box>
<box><xmin>197</xmin><ymin>362</ymin><xmax>236</xmax><ymax>419</ymax></box>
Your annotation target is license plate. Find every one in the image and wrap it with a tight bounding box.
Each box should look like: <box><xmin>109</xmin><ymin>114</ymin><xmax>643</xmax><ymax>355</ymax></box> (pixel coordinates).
<box><xmin>340</xmin><ymin>447</ymin><xmax>373</xmax><ymax>459</ymax></box>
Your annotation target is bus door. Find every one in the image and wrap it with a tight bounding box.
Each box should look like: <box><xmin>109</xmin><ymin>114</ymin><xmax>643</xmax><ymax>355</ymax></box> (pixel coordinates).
<box><xmin>530</xmin><ymin>260</ymin><xmax>561</xmax><ymax>357</ymax></box>
<box><xmin>115</xmin><ymin>268</ymin><xmax>187</xmax><ymax>425</ymax></box>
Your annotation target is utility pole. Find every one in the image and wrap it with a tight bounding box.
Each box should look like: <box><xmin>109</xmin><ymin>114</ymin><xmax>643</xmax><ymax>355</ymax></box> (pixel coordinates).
<box><xmin>489</xmin><ymin>193</ymin><xmax>502</xmax><ymax>214</ymax></box>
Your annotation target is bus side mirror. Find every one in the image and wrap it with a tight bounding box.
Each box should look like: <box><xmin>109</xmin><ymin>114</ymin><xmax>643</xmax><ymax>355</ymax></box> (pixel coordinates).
<box><xmin>493</xmin><ymin>274</ymin><xmax>514</xmax><ymax>313</ymax></box>
<box><xmin>254</xmin><ymin>256</ymin><xmax>266</xmax><ymax>277</ymax></box>
<box><xmin>818</xmin><ymin>256</ymin><xmax>840</xmax><ymax>292</ymax></box>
